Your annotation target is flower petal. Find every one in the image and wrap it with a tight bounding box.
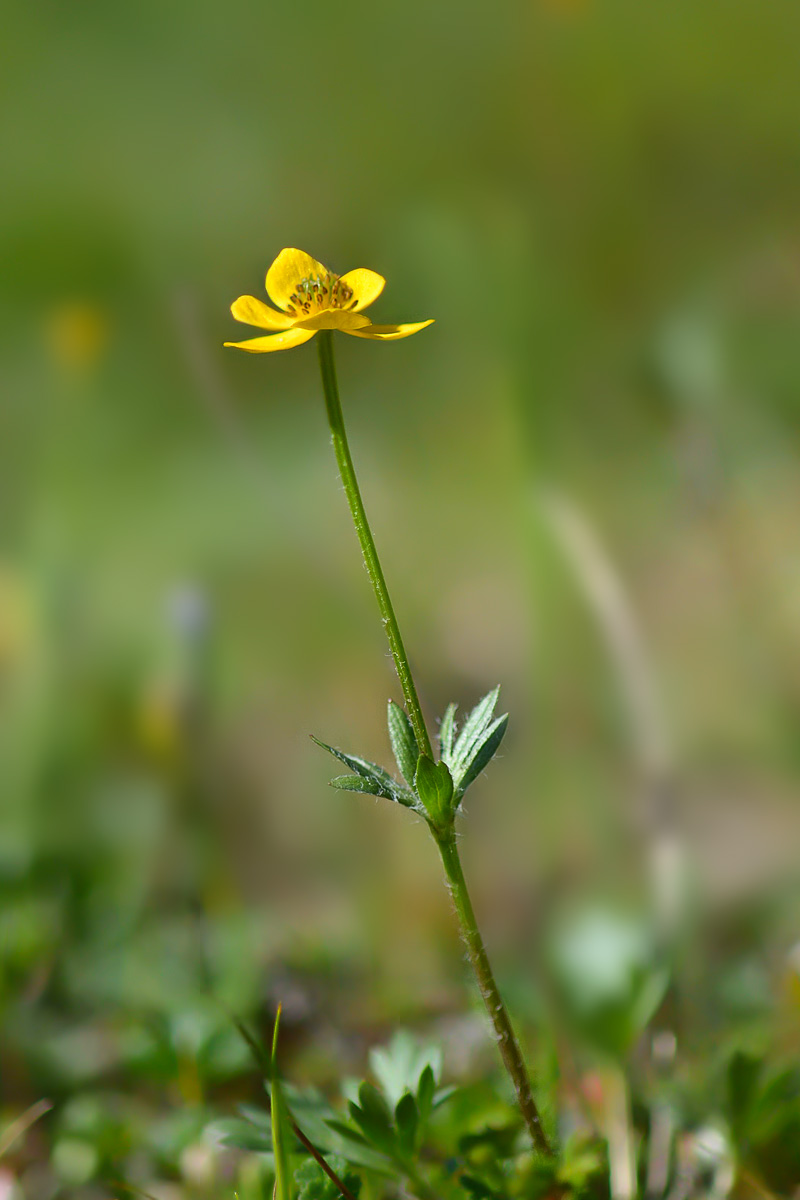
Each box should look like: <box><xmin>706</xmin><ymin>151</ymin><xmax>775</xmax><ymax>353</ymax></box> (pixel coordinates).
<box><xmin>345</xmin><ymin>319</ymin><xmax>435</xmax><ymax>341</ymax></box>
<box><xmin>295</xmin><ymin>310</ymin><xmax>373</xmax><ymax>331</ymax></box>
<box><xmin>266</xmin><ymin>248</ymin><xmax>330</xmax><ymax>310</ymax></box>
<box><xmin>230</xmin><ymin>295</ymin><xmax>295</xmax><ymax>331</ymax></box>
<box><xmin>339</xmin><ymin>268</ymin><xmax>385</xmax><ymax>312</ymax></box>
<box><xmin>223</xmin><ymin>328</ymin><xmax>316</xmax><ymax>353</ymax></box>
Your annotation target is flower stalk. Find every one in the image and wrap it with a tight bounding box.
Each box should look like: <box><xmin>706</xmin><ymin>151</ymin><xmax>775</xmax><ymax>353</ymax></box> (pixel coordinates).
<box><xmin>315</xmin><ymin>329</ymin><xmax>552</xmax><ymax>1158</ymax></box>
<box><xmin>316</xmin><ymin>330</ymin><xmax>432</xmax><ymax>760</ymax></box>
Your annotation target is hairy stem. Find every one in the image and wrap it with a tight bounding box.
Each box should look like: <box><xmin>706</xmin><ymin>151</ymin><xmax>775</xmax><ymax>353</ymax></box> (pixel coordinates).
<box><xmin>437</xmin><ymin>832</ymin><xmax>552</xmax><ymax>1156</ymax></box>
<box><xmin>316</xmin><ymin>331</ymin><xmax>432</xmax><ymax>759</ymax></box>
<box><xmin>316</xmin><ymin>330</ymin><xmax>551</xmax><ymax>1157</ymax></box>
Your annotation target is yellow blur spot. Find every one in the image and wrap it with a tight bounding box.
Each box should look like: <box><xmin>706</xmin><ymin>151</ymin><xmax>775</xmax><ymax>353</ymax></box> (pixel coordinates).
<box><xmin>0</xmin><ymin>567</ymin><xmax>36</xmax><ymax>671</ymax></box>
<box><xmin>45</xmin><ymin>301</ymin><xmax>109</xmax><ymax>372</ymax></box>
<box><xmin>137</xmin><ymin>679</ymin><xmax>184</xmax><ymax>762</ymax></box>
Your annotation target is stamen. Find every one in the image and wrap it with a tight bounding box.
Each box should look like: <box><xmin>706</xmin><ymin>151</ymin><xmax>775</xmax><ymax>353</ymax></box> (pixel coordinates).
<box><xmin>286</xmin><ymin>271</ymin><xmax>354</xmax><ymax>316</ymax></box>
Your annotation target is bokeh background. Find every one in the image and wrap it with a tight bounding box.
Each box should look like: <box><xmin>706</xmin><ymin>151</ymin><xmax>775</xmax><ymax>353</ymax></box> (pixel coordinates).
<box><xmin>3</xmin><ymin>0</ymin><xmax>800</xmax><ymax>1195</ymax></box>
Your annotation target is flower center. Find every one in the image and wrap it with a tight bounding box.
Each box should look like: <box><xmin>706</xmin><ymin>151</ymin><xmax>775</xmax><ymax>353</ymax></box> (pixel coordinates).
<box><xmin>286</xmin><ymin>273</ymin><xmax>354</xmax><ymax>317</ymax></box>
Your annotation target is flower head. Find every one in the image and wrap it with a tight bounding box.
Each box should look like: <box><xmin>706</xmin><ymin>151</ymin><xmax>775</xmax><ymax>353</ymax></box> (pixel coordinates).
<box><xmin>224</xmin><ymin>248</ymin><xmax>434</xmax><ymax>353</ymax></box>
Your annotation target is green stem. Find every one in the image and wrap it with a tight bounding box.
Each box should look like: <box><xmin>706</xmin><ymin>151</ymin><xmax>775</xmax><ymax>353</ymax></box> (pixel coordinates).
<box><xmin>437</xmin><ymin>832</ymin><xmax>552</xmax><ymax>1157</ymax></box>
<box><xmin>315</xmin><ymin>329</ymin><xmax>551</xmax><ymax>1158</ymax></box>
<box><xmin>316</xmin><ymin>331</ymin><xmax>433</xmax><ymax>760</ymax></box>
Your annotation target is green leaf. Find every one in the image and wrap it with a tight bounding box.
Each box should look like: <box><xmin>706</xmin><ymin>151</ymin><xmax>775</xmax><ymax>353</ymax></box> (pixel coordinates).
<box><xmin>323</xmin><ymin>1121</ymin><xmax>370</xmax><ymax>1148</ymax></box>
<box><xmin>311</xmin><ymin>736</ymin><xmax>413</xmax><ymax>806</ymax></box>
<box><xmin>416</xmin><ymin>1065</ymin><xmax>435</xmax><ymax>1123</ymax></box>
<box><xmin>348</xmin><ymin>1084</ymin><xmax>395</xmax><ymax>1155</ymax></box>
<box><xmin>394</xmin><ymin>1092</ymin><xmax>418</xmax><ymax>1157</ymax></box>
<box><xmin>311</xmin><ymin>737</ymin><xmax>395</xmax><ymax>790</ymax></box>
<box><xmin>271</xmin><ymin>1009</ymin><xmax>294</xmax><ymax>1200</ymax></box>
<box><xmin>369</xmin><ymin>1031</ymin><xmax>442</xmax><ymax>1110</ymax></box>
<box><xmin>238</xmin><ymin>1103</ymin><xmax>273</xmax><ymax>1131</ymax></box>
<box><xmin>548</xmin><ymin>908</ymin><xmax>668</xmax><ymax>1057</ymax></box>
<box><xmin>431</xmin><ymin>1085</ymin><xmax>457</xmax><ymax>1110</ymax></box>
<box><xmin>329</xmin><ymin>775</ymin><xmax>381</xmax><ymax>794</ymax></box>
<box><xmin>454</xmin><ymin>713</ymin><xmax>509</xmax><ymax>797</ymax></box>
<box><xmin>276</xmin><ymin>1088</ymin><xmax>340</xmax><ymax>1155</ymax></box>
<box><xmin>438</xmin><ymin>703</ymin><xmax>458</xmax><ymax>764</ymax></box>
<box><xmin>414</xmin><ymin>756</ymin><xmax>454</xmax><ymax>824</ymax></box>
<box><xmin>216</xmin><ymin>1117</ymin><xmax>273</xmax><ymax>1153</ymax></box>
<box><xmin>357</xmin><ymin>1081</ymin><xmax>392</xmax><ymax>1129</ymax></box>
<box><xmin>387</xmin><ymin>701</ymin><xmax>418</xmax><ymax>787</ymax></box>
<box><xmin>450</xmin><ymin>688</ymin><xmax>500</xmax><ymax>779</ymax></box>
<box><xmin>263</xmin><ymin>1085</ymin><xmax>394</xmax><ymax>1176</ymax></box>
<box><xmin>321</xmin><ymin>1122</ymin><xmax>396</xmax><ymax>1175</ymax></box>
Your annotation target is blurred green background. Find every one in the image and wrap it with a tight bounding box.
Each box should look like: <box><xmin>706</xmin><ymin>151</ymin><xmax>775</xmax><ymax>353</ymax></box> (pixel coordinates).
<box><xmin>3</xmin><ymin>0</ymin><xmax>800</xmax><ymax>1195</ymax></box>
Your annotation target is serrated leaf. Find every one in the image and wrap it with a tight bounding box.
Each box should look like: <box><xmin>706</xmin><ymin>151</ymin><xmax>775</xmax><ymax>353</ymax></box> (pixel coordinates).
<box><xmin>311</xmin><ymin>736</ymin><xmax>413</xmax><ymax>806</ymax></box>
<box><xmin>438</xmin><ymin>703</ymin><xmax>458</xmax><ymax>765</ymax></box>
<box><xmin>454</xmin><ymin>713</ymin><xmax>509</xmax><ymax>797</ymax></box>
<box><xmin>414</xmin><ymin>756</ymin><xmax>454</xmax><ymax>824</ymax></box>
<box><xmin>348</xmin><ymin>1084</ymin><xmax>395</xmax><ymax>1155</ymax></box>
<box><xmin>450</xmin><ymin>687</ymin><xmax>500</xmax><ymax>778</ymax></box>
<box><xmin>387</xmin><ymin>701</ymin><xmax>418</xmax><ymax>787</ymax></box>
<box><xmin>394</xmin><ymin>1093</ymin><xmax>418</xmax><ymax>1157</ymax></box>
<box><xmin>369</xmin><ymin>1031</ymin><xmax>442</xmax><ymax>1110</ymax></box>
<box><xmin>330</xmin><ymin>775</ymin><xmax>381</xmax><ymax>794</ymax></box>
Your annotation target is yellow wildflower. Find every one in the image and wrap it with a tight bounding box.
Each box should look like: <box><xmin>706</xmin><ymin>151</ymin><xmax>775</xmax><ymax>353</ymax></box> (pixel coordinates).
<box><xmin>224</xmin><ymin>247</ymin><xmax>433</xmax><ymax>353</ymax></box>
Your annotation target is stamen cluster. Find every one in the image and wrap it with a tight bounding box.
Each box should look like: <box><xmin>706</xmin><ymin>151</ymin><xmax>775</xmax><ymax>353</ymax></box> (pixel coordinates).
<box><xmin>286</xmin><ymin>273</ymin><xmax>354</xmax><ymax>316</ymax></box>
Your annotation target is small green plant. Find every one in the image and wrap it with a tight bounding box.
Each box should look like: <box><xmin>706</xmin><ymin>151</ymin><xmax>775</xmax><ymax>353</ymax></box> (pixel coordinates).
<box><xmin>226</xmin><ymin>248</ymin><xmax>551</xmax><ymax>1160</ymax></box>
<box><xmin>222</xmin><ymin>1025</ymin><xmax>606</xmax><ymax>1200</ymax></box>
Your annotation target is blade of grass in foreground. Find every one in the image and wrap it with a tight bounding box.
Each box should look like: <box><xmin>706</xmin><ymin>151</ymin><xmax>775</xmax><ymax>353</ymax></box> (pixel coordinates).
<box><xmin>235</xmin><ymin>1010</ymin><xmax>360</xmax><ymax>1200</ymax></box>
<box><xmin>271</xmin><ymin>1006</ymin><xmax>294</xmax><ymax>1200</ymax></box>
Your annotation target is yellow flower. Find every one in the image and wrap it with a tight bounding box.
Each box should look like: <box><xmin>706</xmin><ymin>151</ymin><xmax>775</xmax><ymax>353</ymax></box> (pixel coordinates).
<box><xmin>224</xmin><ymin>248</ymin><xmax>434</xmax><ymax>353</ymax></box>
